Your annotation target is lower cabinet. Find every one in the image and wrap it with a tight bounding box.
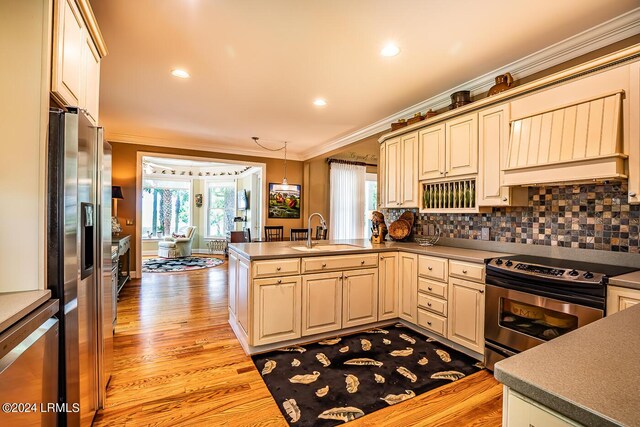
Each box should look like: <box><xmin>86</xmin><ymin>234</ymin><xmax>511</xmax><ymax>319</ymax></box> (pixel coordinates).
<box><xmin>607</xmin><ymin>285</ymin><xmax>640</xmax><ymax>315</ymax></box>
<box><xmin>448</xmin><ymin>277</ymin><xmax>485</xmax><ymax>354</ymax></box>
<box><xmin>504</xmin><ymin>387</ymin><xmax>580</xmax><ymax>427</ymax></box>
<box><xmin>252</xmin><ymin>275</ymin><xmax>302</xmax><ymax>346</ymax></box>
<box><xmin>237</xmin><ymin>256</ymin><xmax>251</xmax><ymax>338</ymax></box>
<box><xmin>399</xmin><ymin>252</ymin><xmax>418</xmax><ymax>322</ymax></box>
<box><xmin>378</xmin><ymin>252</ymin><xmax>399</xmax><ymax>320</ymax></box>
<box><xmin>342</xmin><ymin>269</ymin><xmax>379</xmax><ymax>328</ymax></box>
<box><xmin>228</xmin><ymin>250</ymin><xmax>238</xmax><ymax>317</ymax></box>
<box><xmin>302</xmin><ymin>272</ymin><xmax>343</xmax><ymax>336</ymax></box>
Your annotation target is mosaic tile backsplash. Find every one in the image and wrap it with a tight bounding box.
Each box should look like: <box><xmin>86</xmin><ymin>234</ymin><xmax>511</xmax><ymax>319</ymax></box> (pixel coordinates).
<box><xmin>382</xmin><ymin>183</ymin><xmax>640</xmax><ymax>253</ymax></box>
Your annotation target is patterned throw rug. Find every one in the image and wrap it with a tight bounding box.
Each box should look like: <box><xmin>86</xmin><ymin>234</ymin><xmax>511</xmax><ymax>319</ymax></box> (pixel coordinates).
<box><xmin>252</xmin><ymin>324</ymin><xmax>482</xmax><ymax>426</ymax></box>
<box><xmin>142</xmin><ymin>256</ymin><xmax>223</xmax><ymax>273</ymax></box>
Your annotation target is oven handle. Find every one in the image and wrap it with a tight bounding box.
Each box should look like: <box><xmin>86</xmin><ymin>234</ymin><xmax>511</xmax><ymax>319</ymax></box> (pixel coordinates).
<box><xmin>486</xmin><ymin>275</ymin><xmax>604</xmax><ymax>309</ymax></box>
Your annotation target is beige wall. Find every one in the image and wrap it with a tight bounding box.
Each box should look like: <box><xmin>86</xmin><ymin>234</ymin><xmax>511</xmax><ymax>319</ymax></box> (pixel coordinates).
<box><xmin>111</xmin><ymin>142</ymin><xmax>304</xmax><ymax>269</ymax></box>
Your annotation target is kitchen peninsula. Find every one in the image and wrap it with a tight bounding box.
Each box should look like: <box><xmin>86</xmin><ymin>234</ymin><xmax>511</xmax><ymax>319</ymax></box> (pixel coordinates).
<box><xmin>227</xmin><ymin>240</ymin><xmax>508</xmax><ymax>356</ymax></box>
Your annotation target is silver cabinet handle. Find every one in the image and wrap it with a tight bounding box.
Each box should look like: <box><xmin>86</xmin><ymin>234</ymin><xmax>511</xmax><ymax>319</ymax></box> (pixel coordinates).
<box><xmin>428</xmin><ymin>266</ymin><xmax>433</xmax><ymax>271</ymax></box>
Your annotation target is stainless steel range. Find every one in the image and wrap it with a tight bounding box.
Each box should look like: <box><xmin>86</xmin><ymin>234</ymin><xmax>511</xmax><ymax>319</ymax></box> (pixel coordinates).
<box><xmin>484</xmin><ymin>255</ymin><xmax>636</xmax><ymax>370</ymax></box>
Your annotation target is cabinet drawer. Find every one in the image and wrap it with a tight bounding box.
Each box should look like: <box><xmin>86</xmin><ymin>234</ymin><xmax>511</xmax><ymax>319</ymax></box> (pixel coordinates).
<box><xmin>449</xmin><ymin>260</ymin><xmax>484</xmax><ymax>283</ymax></box>
<box><xmin>417</xmin><ymin>309</ymin><xmax>447</xmax><ymax>337</ymax></box>
<box><xmin>418</xmin><ymin>255</ymin><xmax>448</xmax><ymax>282</ymax></box>
<box><xmin>418</xmin><ymin>293</ymin><xmax>447</xmax><ymax>316</ymax></box>
<box><xmin>302</xmin><ymin>254</ymin><xmax>378</xmax><ymax>274</ymax></box>
<box><xmin>418</xmin><ymin>277</ymin><xmax>447</xmax><ymax>299</ymax></box>
<box><xmin>253</xmin><ymin>258</ymin><xmax>300</xmax><ymax>278</ymax></box>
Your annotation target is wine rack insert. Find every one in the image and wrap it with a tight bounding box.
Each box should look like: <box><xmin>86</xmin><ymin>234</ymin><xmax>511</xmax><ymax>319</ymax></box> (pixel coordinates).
<box><xmin>421</xmin><ymin>178</ymin><xmax>485</xmax><ymax>213</ymax></box>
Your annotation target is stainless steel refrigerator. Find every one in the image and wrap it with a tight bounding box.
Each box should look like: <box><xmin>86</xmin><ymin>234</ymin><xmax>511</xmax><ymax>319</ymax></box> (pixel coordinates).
<box><xmin>47</xmin><ymin>108</ymin><xmax>114</xmax><ymax>426</ymax></box>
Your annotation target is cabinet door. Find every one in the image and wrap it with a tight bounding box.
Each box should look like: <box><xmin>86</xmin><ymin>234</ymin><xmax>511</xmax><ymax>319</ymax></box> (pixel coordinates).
<box><xmin>607</xmin><ymin>285</ymin><xmax>640</xmax><ymax>315</ymax></box>
<box><xmin>446</xmin><ymin>113</ymin><xmax>478</xmax><ymax>177</ymax></box>
<box><xmin>448</xmin><ymin>278</ymin><xmax>485</xmax><ymax>353</ymax></box>
<box><xmin>236</xmin><ymin>257</ymin><xmax>251</xmax><ymax>338</ymax></box>
<box><xmin>398</xmin><ymin>252</ymin><xmax>418</xmax><ymax>323</ymax></box>
<box><xmin>378</xmin><ymin>253</ymin><xmax>399</xmax><ymax>320</ymax></box>
<box><xmin>82</xmin><ymin>35</ymin><xmax>100</xmax><ymax>124</ymax></box>
<box><xmin>379</xmin><ymin>142</ymin><xmax>386</xmax><ymax>209</ymax></box>
<box><xmin>418</xmin><ymin>124</ymin><xmax>446</xmax><ymax>180</ymax></box>
<box><xmin>630</xmin><ymin>62</ymin><xmax>640</xmax><ymax>205</ymax></box>
<box><xmin>400</xmin><ymin>132</ymin><xmax>419</xmax><ymax>207</ymax></box>
<box><xmin>302</xmin><ymin>272</ymin><xmax>342</xmax><ymax>336</ymax></box>
<box><xmin>228</xmin><ymin>250</ymin><xmax>238</xmax><ymax>317</ymax></box>
<box><xmin>478</xmin><ymin>104</ymin><xmax>510</xmax><ymax>206</ymax></box>
<box><xmin>253</xmin><ymin>276</ymin><xmax>301</xmax><ymax>346</ymax></box>
<box><xmin>343</xmin><ymin>269</ymin><xmax>379</xmax><ymax>328</ymax></box>
<box><xmin>385</xmin><ymin>137</ymin><xmax>401</xmax><ymax>207</ymax></box>
<box><xmin>52</xmin><ymin>0</ymin><xmax>84</xmax><ymax>106</ymax></box>
<box><xmin>505</xmin><ymin>389</ymin><xmax>579</xmax><ymax>427</ymax></box>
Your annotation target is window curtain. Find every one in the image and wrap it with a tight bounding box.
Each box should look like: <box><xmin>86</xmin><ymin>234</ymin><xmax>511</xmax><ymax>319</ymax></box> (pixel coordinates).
<box><xmin>330</xmin><ymin>162</ymin><xmax>366</xmax><ymax>240</ymax></box>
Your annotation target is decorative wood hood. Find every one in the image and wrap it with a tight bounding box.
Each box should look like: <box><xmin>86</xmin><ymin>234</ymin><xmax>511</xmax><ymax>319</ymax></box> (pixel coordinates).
<box><xmin>503</xmin><ymin>91</ymin><xmax>627</xmax><ymax>186</ymax></box>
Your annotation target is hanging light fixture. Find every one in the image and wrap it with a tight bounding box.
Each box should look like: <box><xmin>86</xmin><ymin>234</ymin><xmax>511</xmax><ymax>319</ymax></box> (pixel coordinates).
<box><xmin>252</xmin><ymin>137</ymin><xmax>296</xmax><ymax>191</ymax></box>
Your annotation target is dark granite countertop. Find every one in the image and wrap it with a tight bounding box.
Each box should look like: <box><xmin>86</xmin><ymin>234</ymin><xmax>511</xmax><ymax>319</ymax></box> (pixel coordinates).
<box><xmin>494</xmin><ymin>303</ymin><xmax>640</xmax><ymax>427</ymax></box>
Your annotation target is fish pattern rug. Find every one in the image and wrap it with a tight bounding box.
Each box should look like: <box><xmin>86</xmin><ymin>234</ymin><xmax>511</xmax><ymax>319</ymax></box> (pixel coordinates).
<box><xmin>142</xmin><ymin>256</ymin><xmax>223</xmax><ymax>273</ymax></box>
<box><xmin>252</xmin><ymin>324</ymin><xmax>483</xmax><ymax>426</ymax></box>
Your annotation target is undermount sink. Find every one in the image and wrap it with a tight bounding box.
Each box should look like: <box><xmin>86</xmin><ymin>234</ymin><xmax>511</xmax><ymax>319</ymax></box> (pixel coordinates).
<box><xmin>290</xmin><ymin>244</ymin><xmax>363</xmax><ymax>252</ymax></box>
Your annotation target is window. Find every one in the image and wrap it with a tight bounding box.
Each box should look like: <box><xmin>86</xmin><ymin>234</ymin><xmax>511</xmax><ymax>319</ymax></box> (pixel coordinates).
<box><xmin>364</xmin><ymin>173</ymin><xmax>378</xmax><ymax>239</ymax></box>
<box><xmin>206</xmin><ymin>181</ymin><xmax>236</xmax><ymax>237</ymax></box>
<box><xmin>142</xmin><ymin>178</ymin><xmax>191</xmax><ymax>239</ymax></box>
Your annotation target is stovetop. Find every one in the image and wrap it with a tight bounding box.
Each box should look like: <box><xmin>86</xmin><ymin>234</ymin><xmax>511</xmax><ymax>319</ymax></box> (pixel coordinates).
<box><xmin>487</xmin><ymin>255</ymin><xmax>638</xmax><ymax>286</ymax></box>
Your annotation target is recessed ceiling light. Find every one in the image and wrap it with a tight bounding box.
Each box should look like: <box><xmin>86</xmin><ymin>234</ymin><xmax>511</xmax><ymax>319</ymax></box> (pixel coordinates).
<box><xmin>380</xmin><ymin>43</ymin><xmax>400</xmax><ymax>57</ymax></box>
<box><xmin>171</xmin><ymin>69</ymin><xmax>190</xmax><ymax>78</ymax></box>
<box><xmin>313</xmin><ymin>99</ymin><xmax>327</xmax><ymax>107</ymax></box>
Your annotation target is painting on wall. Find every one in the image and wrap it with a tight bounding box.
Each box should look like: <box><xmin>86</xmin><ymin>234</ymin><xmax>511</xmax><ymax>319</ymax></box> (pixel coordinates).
<box><xmin>268</xmin><ymin>183</ymin><xmax>301</xmax><ymax>219</ymax></box>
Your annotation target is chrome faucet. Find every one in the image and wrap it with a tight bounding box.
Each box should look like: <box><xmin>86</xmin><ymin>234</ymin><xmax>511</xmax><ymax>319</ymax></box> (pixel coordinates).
<box><xmin>307</xmin><ymin>212</ymin><xmax>327</xmax><ymax>248</ymax></box>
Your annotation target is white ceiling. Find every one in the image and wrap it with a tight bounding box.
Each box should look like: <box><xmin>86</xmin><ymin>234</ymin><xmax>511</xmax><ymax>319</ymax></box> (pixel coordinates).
<box><xmin>92</xmin><ymin>0</ymin><xmax>640</xmax><ymax>159</ymax></box>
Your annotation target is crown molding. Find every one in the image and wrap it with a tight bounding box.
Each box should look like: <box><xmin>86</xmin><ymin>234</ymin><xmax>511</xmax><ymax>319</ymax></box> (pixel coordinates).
<box><xmin>106</xmin><ymin>132</ymin><xmax>305</xmax><ymax>161</ymax></box>
<box><xmin>300</xmin><ymin>7</ymin><xmax>640</xmax><ymax>160</ymax></box>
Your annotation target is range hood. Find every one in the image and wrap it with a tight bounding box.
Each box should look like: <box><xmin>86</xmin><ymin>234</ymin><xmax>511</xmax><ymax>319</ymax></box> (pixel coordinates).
<box><xmin>503</xmin><ymin>91</ymin><xmax>627</xmax><ymax>186</ymax></box>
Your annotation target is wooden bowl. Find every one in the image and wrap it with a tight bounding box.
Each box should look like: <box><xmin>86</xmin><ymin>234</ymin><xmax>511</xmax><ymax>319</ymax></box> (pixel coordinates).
<box><xmin>389</xmin><ymin>219</ymin><xmax>412</xmax><ymax>240</ymax></box>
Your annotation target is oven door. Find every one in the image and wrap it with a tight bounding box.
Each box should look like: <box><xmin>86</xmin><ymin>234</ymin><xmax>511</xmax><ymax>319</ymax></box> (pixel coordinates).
<box><xmin>485</xmin><ymin>284</ymin><xmax>603</xmax><ymax>353</ymax></box>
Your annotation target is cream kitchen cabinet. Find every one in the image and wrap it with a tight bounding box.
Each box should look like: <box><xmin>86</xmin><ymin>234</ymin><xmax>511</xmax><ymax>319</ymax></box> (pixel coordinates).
<box><xmin>378</xmin><ymin>252</ymin><xmax>399</xmax><ymax>321</ymax></box>
<box><xmin>417</xmin><ymin>255</ymin><xmax>449</xmax><ymax>337</ymax></box>
<box><xmin>478</xmin><ymin>104</ymin><xmax>527</xmax><ymax>207</ymax></box>
<box><xmin>448</xmin><ymin>277</ymin><xmax>485</xmax><ymax>354</ymax></box>
<box><xmin>236</xmin><ymin>256</ymin><xmax>251</xmax><ymax>338</ymax></box>
<box><xmin>301</xmin><ymin>272</ymin><xmax>342</xmax><ymax>336</ymax></box>
<box><xmin>418</xmin><ymin>124</ymin><xmax>446</xmax><ymax>180</ymax></box>
<box><xmin>52</xmin><ymin>0</ymin><xmax>106</xmax><ymax>124</ymax></box>
<box><xmin>379</xmin><ymin>141</ymin><xmax>386</xmax><ymax>208</ymax></box>
<box><xmin>607</xmin><ymin>286</ymin><xmax>640</xmax><ymax>315</ymax></box>
<box><xmin>252</xmin><ymin>275</ymin><xmax>302</xmax><ymax>346</ymax></box>
<box><xmin>342</xmin><ymin>269</ymin><xmax>379</xmax><ymax>328</ymax></box>
<box><xmin>504</xmin><ymin>388</ymin><xmax>580</xmax><ymax>427</ymax></box>
<box><xmin>228</xmin><ymin>250</ymin><xmax>238</xmax><ymax>317</ymax></box>
<box><xmin>446</xmin><ymin>113</ymin><xmax>478</xmax><ymax>177</ymax></box>
<box><xmin>398</xmin><ymin>252</ymin><xmax>418</xmax><ymax>322</ymax></box>
<box><xmin>384</xmin><ymin>133</ymin><xmax>419</xmax><ymax>208</ymax></box>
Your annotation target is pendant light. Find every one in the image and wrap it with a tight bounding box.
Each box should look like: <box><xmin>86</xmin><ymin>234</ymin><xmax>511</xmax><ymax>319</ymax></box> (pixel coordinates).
<box><xmin>252</xmin><ymin>137</ymin><xmax>296</xmax><ymax>191</ymax></box>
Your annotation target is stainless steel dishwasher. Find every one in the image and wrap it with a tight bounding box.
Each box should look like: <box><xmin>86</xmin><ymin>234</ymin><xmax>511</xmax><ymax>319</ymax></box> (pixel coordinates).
<box><xmin>0</xmin><ymin>300</ymin><xmax>59</xmax><ymax>427</ymax></box>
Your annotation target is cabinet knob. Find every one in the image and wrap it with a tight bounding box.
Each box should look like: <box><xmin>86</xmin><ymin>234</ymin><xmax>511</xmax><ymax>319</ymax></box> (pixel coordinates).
<box><xmin>427</xmin><ymin>302</ymin><xmax>432</xmax><ymax>307</ymax></box>
<box><xmin>428</xmin><ymin>266</ymin><xmax>433</xmax><ymax>271</ymax></box>
<box><xmin>502</xmin><ymin>197</ymin><xmax>508</xmax><ymax>202</ymax></box>
<box><xmin>630</xmin><ymin>192</ymin><xmax>637</xmax><ymax>197</ymax></box>
<box><xmin>322</xmin><ymin>263</ymin><xmax>327</xmax><ymax>268</ymax></box>
<box><xmin>361</xmin><ymin>260</ymin><xmax>365</xmax><ymax>265</ymax></box>
<box><xmin>462</xmin><ymin>270</ymin><xmax>468</xmax><ymax>274</ymax></box>
<box><xmin>479</xmin><ymin>289</ymin><xmax>484</xmax><ymax>294</ymax></box>
<box><xmin>277</xmin><ymin>279</ymin><xmax>282</xmax><ymax>284</ymax></box>
<box><xmin>276</xmin><ymin>267</ymin><xmax>281</xmax><ymax>271</ymax></box>
<box><xmin>428</xmin><ymin>287</ymin><xmax>433</xmax><ymax>291</ymax></box>
<box><xmin>427</xmin><ymin>321</ymin><xmax>432</xmax><ymax>326</ymax></box>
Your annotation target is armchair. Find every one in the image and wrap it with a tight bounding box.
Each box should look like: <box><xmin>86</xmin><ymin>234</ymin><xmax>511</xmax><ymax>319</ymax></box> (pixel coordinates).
<box><xmin>158</xmin><ymin>226</ymin><xmax>197</xmax><ymax>258</ymax></box>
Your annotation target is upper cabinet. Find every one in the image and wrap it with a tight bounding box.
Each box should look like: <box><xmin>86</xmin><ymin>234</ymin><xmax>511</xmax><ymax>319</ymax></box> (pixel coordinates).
<box><xmin>52</xmin><ymin>0</ymin><xmax>106</xmax><ymax>124</ymax></box>
<box><xmin>418</xmin><ymin>124</ymin><xmax>446</xmax><ymax>180</ymax></box>
<box><xmin>445</xmin><ymin>113</ymin><xmax>478</xmax><ymax>178</ymax></box>
<box><xmin>383</xmin><ymin>133</ymin><xmax>419</xmax><ymax>208</ymax></box>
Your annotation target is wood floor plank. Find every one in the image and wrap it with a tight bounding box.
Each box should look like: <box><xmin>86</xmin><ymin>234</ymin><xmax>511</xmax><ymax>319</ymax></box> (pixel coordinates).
<box><xmin>93</xmin><ymin>257</ymin><xmax>502</xmax><ymax>426</ymax></box>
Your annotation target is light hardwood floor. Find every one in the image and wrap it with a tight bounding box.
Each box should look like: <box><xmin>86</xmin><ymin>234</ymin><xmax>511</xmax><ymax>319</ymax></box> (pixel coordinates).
<box><xmin>93</xmin><ymin>259</ymin><xmax>503</xmax><ymax>426</ymax></box>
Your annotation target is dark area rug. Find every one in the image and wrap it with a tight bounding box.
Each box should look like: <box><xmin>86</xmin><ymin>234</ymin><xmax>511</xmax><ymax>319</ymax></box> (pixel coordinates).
<box><xmin>252</xmin><ymin>323</ymin><xmax>483</xmax><ymax>426</ymax></box>
<box><xmin>142</xmin><ymin>256</ymin><xmax>223</xmax><ymax>273</ymax></box>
